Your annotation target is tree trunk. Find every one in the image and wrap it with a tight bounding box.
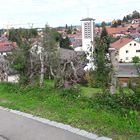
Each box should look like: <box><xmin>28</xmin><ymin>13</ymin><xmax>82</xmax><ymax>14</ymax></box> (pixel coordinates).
<box><xmin>109</xmin><ymin>49</ymin><xmax>119</xmax><ymax>94</ymax></box>
<box><xmin>39</xmin><ymin>52</ymin><xmax>44</xmax><ymax>87</ymax></box>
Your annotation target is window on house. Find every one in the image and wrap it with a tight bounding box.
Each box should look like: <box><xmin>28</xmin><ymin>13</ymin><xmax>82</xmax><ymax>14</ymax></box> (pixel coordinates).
<box><xmin>126</xmin><ymin>57</ymin><xmax>128</xmax><ymax>60</ymax></box>
<box><xmin>126</xmin><ymin>50</ymin><xmax>128</xmax><ymax>53</ymax></box>
<box><xmin>136</xmin><ymin>50</ymin><xmax>140</xmax><ymax>52</ymax></box>
<box><xmin>130</xmin><ymin>43</ymin><xmax>132</xmax><ymax>46</ymax></box>
<box><xmin>134</xmin><ymin>43</ymin><xmax>136</xmax><ymax>46</ymax></box>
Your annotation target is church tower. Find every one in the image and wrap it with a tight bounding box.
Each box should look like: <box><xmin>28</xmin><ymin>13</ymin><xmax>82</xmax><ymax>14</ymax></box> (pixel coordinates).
<box><xmin>81</xmin><ymin>18</ymin><xmax>95</xmax><ymax>70</ymax></box>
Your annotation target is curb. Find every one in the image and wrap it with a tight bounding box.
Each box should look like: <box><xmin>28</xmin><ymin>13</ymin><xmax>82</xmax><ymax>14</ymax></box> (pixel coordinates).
<box><xmin>0</xmin><ymin>106</ymin><xmax>112</xmax><ymax>140</ymax></box>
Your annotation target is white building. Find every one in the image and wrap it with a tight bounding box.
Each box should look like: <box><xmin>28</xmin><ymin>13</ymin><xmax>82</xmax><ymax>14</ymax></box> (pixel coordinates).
<box><xmin>80</xmin><ymin>18</ymin><xmax>95</xmax><ymax>52</ymax></box>
<box><xmin>80</xmin><ymin>18</ymin><xmax>95</xmax><ymax>70</ymax></box>
<box><xmin>110</xmin><ymin>38</ymin><xmax>140</xmax><ymax>62</ymax></box>
<box><xmin>132</xmin><ymin>19</ymin><xmax>140</xmax><ymax>24</ymax></box>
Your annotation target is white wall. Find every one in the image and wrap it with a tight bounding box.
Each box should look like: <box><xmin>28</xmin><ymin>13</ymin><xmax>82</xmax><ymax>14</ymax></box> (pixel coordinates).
<box><xmin>119</xmin><ymin>40</ymin><xmax>140</xmax><ymax>62</ymax></box>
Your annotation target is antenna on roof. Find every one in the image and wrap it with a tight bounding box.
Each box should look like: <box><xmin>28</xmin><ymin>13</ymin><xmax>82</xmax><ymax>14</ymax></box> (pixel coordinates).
<box><xmin>86</xmin><ymin>7</ymin><xmax>89</xmax><ymax>17</ymax></box>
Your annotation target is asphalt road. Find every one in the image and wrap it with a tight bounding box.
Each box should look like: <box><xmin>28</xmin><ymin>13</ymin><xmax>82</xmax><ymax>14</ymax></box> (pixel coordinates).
<box><xmin>0</xmin><ymin>108</ymin><xmax>94</xmax><ymax>140</ymax></box>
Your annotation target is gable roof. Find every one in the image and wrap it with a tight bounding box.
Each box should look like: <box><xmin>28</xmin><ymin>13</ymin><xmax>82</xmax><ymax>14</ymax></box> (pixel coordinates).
<box><xmin>110</xmin><ymin>38</ymin><xmax>133</xmax><ymax>49</ymax></box>
<box><xmin>0</xmin><ymin>42</ymin><xmax>17</xmax><ymax>52</ymax></box>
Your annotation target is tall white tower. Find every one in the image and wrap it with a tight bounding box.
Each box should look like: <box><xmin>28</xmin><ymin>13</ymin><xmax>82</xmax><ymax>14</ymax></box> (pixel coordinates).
<box><xmin>81</xmin><ymin>18</ymin><xmax>95</xmax><ymax>70</ymax></box>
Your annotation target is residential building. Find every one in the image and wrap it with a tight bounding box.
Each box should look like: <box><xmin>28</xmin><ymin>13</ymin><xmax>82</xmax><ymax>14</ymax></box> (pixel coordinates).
<box><xmin>117</xmin><ymin>63</ymin><xmax>139</xmax><ymax>87</ymax></box>
<box><xmin>0</xmin><ymin>42</ymin><xmax>17</xmax><ymax>56</ymax></box>
<box><xmin>110</xmin><ymin>38</ymin><xmax>140</xmax><ymax>62</ymax></box>
<box><xmin>132</xmin><ymin>18</ymin><xmax>140</xmax><ymax>24</ymax></box>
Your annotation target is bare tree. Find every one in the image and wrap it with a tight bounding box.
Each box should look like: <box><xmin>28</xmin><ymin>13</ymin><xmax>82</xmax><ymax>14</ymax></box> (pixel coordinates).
<box><xmin>49</xmin><ymin>48</ymin><xmax>85</xmax><ymax>88</ymax></box>
<box><xmin>30</xmin><ymin>41</ymin><xmax>47</xmax><ymax>87</ymax></box>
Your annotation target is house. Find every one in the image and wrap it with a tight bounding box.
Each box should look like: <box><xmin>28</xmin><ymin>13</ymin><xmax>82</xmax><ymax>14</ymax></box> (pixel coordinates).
<box><xmin>110</xmin><ymin>38</ymin><xmax>140</xmax><ymax>62</ymax></box>
<box><xmin>116</xmin><ymin>63</ymin><xmax>139</xmax><ymax>87</ymax></box>
<box><xmin>106</xmin><ymin>26</ymin><xmax>128</xmax><ymax>37</ymax></box>
<box><xmin>132</xmin><ymin>18</ymin><xmax>140</xmax><ymax>24</ymax></box>
<box><xmin>0</xmin><ymin>41</ymin><xmax>17</xmax><ymax>56</ymax></box>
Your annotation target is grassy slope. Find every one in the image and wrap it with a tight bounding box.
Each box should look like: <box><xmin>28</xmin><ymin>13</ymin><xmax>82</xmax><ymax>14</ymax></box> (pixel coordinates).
<box><xmin>0</xmin><ymin>82</ymin><xmax>139</xmax><ymax>140</ymax></box>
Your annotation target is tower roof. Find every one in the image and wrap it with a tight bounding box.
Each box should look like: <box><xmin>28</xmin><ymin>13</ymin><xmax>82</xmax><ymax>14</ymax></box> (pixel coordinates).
<box><xmin>80</xmin><ymin>17</ymin><xmax>95</xmax><ymax>21</ymax></box>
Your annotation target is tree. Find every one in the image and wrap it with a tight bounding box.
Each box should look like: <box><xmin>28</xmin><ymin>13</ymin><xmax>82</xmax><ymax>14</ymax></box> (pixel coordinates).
<box><xmin>101</xmin><ymin>21</ymin><xmax>106</xmax><ymax>27</ymax></box>
<box><xmin>9</xmin><ymin>27</ymin><xmax>39</xmax><ymax>86</ymax></box>
<box><xmin>132</xmin><ymin>56</ymin><xmax>140</xmax><ymax>78</ymax></box>
<box><xmin>60</xmin><ymin>36</ymin><xmax>71</xmax><ymax>49</ymax></box>
<box><xmin>0</xmin><ymin>55</ymin><xmax>9</xmax><ymax>82</ymax></box>
<box><xmin>94</xmin><ymin>37</ymin><xmax>111</xmax><ymax>90</ymax></box>
<box><xmin>123</xmin><ymin>16</ymin><xmax>128</xmax><ymax>22</ymax></box>
<box><xmin>67</xmin><ymin>28</ymin><xmax>72</xmax><ymax>34</ymax></box>
<box><xmin>111</xmin><ymin>21</ymin><xmax>118</xmax><ymax>27</ymax></box>
<box><xmin>132</xmin><ymin>10</ymin><xmax>140</xmax><ymax>19</ymax></box>
<box><xmin>100</xmin><ymin>26</ymin><xmax>110</xmax><ymax>52</ymax></box>
<box><xmin>50</xmin><ymin>49</ymin><xmax>86</xmax><ymax>88</ymax></box>
<box><xmin>117</xmin><ymin>19</ymin><xmax>122</xmax><ymax>26</ymax></box>
<box><xmin>65</xmin><ymin>24</ymin><xmax>68</xmax><ymax>30</ymax></box>
<box><xmin>132</xmin><ymin>56</ymin><xmax>140</xmax><ymax>64</ymax></box>
<box><xmin>8</xmin><ymin>28</ymin><xmax>38</xmax><ymax>45</ymax></box>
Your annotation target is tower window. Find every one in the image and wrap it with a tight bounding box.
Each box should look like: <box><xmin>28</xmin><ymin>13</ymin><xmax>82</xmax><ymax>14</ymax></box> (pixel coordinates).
<box><xmin>126</xmin><ymin>50</ymin><xmax>128</xmax><ymax>53</ymax></box>
<box><xmin>84</xmin><ymin>22</ymin><xmax>91</xmax><ymax>38</ymax></box>
<box><xmin>136</xmin><ymin>50</ymin><xmax>140</xmax><ymax>52</ymax></box>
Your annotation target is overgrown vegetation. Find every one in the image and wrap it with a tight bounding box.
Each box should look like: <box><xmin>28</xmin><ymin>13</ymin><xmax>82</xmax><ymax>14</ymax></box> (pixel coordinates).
<box><xmin>0</xmin><ymin>82</ymin><xmax>139</xmax><ymax>140</ymax></box>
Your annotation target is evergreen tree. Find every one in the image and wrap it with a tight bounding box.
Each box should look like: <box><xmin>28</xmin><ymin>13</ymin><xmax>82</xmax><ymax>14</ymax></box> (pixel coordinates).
<box><xmin>123</xmin><ymin>16</ymin><xmax>128</xmax><ymax>22</ymax></box>
<box><xmin>132</xmin><ymin>10</ymin><xmax>140</xmax><ymax>19</ymax></box>
<box><xmin>101</xmin><ymin>21</ymin><xmax>106</xmax><ymax>27</ymax></box>
<box><xmin>100</xmin><ymin>26</ymin><xmax>110</xmax><ymax>52</ymax></box>
<box><xmin>65</xmin><ymin>24</ymin><xmax>68</xmax><ymax>29</ymax></box>
<box><xmin>60</xmin><ymin>36</ymin><xmax>71</xmax><ymax>49</ymax></box>
<box><xmin>94</xmin><ymin>37</ymin><xmax>110</xmax><ymax>89</ymax></box>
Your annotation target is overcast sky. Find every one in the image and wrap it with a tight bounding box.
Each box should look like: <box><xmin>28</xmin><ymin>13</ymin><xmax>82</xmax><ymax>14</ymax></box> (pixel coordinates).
<box><xmin>0</xmin><ymin>0</ymin><xmax>140</xmax><ymax>28</ymax></box>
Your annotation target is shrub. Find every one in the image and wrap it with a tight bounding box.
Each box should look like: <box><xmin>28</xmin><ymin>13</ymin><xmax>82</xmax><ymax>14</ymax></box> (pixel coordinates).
<box><xmin>60</xmin><ymin>85</ymin><xmax>81</xmax><ymax>99</ymax></box>
<box><xmin>94</xmin><ymin>91</ymin><xmax>140</xmax><ymax>113</ymax></box>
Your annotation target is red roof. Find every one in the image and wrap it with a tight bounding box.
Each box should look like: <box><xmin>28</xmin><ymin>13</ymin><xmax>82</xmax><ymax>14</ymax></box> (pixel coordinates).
<box><xmin>106</xmin><ymin>27</ymin><xmax>128</xmax><ymax>35</ymax></box>
<box><xmin>110</xmin><ymin>38</ymin><xmax>133</xmax><ymax>49</ymax></box>
<box><xmin>0</xmin><ymin>42</ymin><xmax>16</xmax><ymax>52</ymax></box>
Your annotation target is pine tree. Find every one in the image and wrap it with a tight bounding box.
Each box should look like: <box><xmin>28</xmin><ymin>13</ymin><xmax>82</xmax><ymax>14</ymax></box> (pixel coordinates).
<box><xmin>94</xmin><ymin>37</ymin><xmax>110</xmax><ymax>89</ymax></box>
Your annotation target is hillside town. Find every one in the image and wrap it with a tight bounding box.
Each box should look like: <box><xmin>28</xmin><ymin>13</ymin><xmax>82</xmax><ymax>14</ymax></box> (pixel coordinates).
<box><xmin>0</xmin><ymin>9</ymin><xmax>140</xmax><ymax>140</ymax></box>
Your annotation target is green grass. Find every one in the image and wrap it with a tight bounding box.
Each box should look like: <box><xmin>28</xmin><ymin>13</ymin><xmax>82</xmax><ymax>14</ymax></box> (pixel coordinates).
<box><xmin>80</xmin><ymin>86</ymin><xmax>102</xmax><ymax>98</ymax></box>
<box><xmin>0</xmin><ymin>82</ymin><xmax>139</xmax><ymax>140</ymax></box>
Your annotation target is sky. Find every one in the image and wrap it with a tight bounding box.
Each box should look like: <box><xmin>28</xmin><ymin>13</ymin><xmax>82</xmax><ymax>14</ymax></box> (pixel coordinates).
<box><xmin>0</xmin><ymin>0</ymin><xmax>140</xmax><ymax>28</ymax></box>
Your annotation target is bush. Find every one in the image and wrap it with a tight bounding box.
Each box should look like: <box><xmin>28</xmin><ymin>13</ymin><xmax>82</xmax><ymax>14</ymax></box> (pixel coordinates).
<box><xmin>85</xmin><ymin>71</ymin><xmax>96</xmax><ymax>87</ymax></box>
<box><xmin>94</xmin><ymin>91</ymin><xmax>140</xmax><ymax>113</ymax></box>
<box><xmin>60</xmin><ymin>85</ymin><xmax>81</xmax><ymax>99</ymax></box>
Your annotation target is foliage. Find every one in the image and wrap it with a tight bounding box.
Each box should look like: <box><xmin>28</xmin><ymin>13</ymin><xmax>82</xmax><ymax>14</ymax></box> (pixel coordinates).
<box><xmin>8</xmin><ymin>28</ymin><xmax>38</xmax><ymax>45</ymax></box>
<box><xmin>111</xmin><ymin>20</ymin><xmax>118</xmax><ymax>27</ymax></box>
<box><xmin>101</xmin><ymin>21</ymin><xmax>107</xmax><ymax>27</ymax></box>
<box><xmin>94</xmin><ymin>90</ymin><xmax>140</xmax><ymax>112</ymax></box>
<box><xmin>10</xmin><ymin>40</ymin><xmax>31</xmax><ymax>85</ymax></box>
<box><xmin>122</xmin><ymin>16</ymin><xmax>128</xmax><ymax>22</ymax></box>
<box><xmin>85</xmin><ymin>71</ymin><xmax>96</xmax><ymax>87</ymax></box>
<box><xmin>100</xmin><ymin>26</ymin><xmax>110</xmax><ymax>52</ymax></box>
<box><xmin>132</xmin><ymin>56</ymin><xmax>140</xmax><ymax>64</ymax></box>
<box><xmin>59</xmin><ymin>85</ymin><xmax>81</xmax><ymax>99</ymax></box>
<box><xmin>122</xmin><ymin>10</ymin><xmax>140</xmax><ymax>21</ymax></box>
<box><xmin>94</xmin><ymin>37</ymin><xmax>111</xmax><ymax>89</ymax></box>
<box><xmin>0</xmin><ymin>82</ymin><xmax>140</xmax><ymax>139</ymax></box>
<box><xmin>60</xmin><ymin>36</ymin><xmax>71</xmax><ymax>49</ymax></box>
